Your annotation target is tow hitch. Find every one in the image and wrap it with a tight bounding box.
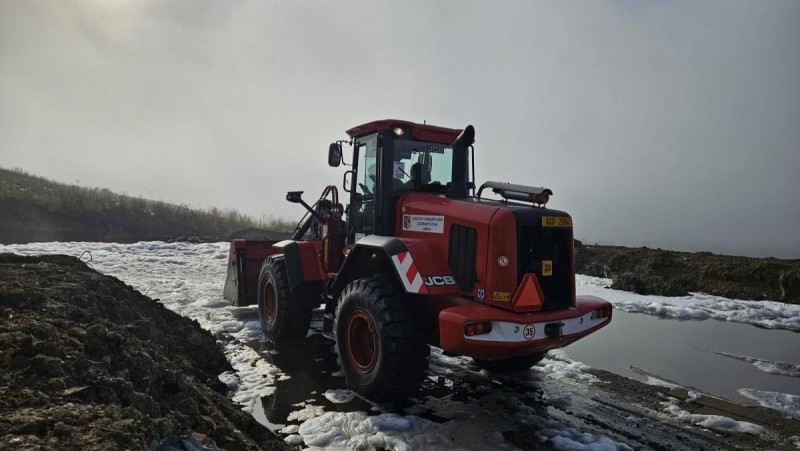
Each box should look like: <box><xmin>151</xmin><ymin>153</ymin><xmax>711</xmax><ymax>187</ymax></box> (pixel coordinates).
<box><xmin>545</xmin><ymin>322</ymin><xmax>565</xmax><ymax>338</ymax></box>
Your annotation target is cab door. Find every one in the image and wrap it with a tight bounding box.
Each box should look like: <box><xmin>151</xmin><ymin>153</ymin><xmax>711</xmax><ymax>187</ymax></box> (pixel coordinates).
<box><xmin>346</xmin><ymin>133</ymin><xmax>379</xmax><ymax>245</ymax></box>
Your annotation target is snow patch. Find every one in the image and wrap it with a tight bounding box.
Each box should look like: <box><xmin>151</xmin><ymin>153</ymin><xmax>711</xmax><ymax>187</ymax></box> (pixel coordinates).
<box><xmin>711</xmin><ymin>351</ymin><xmax>800</xmax><ymax>378</ymax></box>
<box><xmin>522</xmin><ymin>414</ymin><xmax>633</xmax><ymax>450</ymax></box>
<box><xmin>288</xmin><ymin>403</ymin><xmax>326</xmax><ymax>422</ymax></box>
<box><xmin>577</xmin><ymin>275</ymin><xmax>800</xmax><ymax>331</ymax></box>
<box><xmin>283</xmin><ymin>434</ymin><xmax>303</xmax><ymax>446</ymax></box>
<box><xmin>218</xmin><ymin>344</ymin><xmax>278</xmax><ymax>412</ymax></box>
<box><xmin>297</xmin><ymin>411</ymin><xmax>444</xmax><ymax>450</ymax></box>
<box><xmin>639</xmin><ymin>375</ymin><xmax>681</xmax><ymax>389</ymax></box>
<box><xmin>738</xmin><ymin>389</ymin><xmax>800</xmax><ymax>417</ymax></box>
<box><xmin>323</xmin><ymin>389</ymin><xmax>356</xmax><ymax>404</ymax></box>
<box><xmin>0</xmin><ymin>242</ymin><xmax>702</xmax><ymax>450</ymax></box>
<box><xmin>661</xmin><ymin>401</ymin><xmax>764</xmax><ymax>434</ymax></box>
<box><xmin>536</xmin><ymin>350</ymin><xmax>600</xmax><ymax>384</ymax></box>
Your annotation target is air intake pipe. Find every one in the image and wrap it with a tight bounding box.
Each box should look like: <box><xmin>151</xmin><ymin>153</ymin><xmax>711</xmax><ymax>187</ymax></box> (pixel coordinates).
<box><xmin>448</xmin><ymin>125</ymin><xmax>474</xmax><ymax>199</ymax></box>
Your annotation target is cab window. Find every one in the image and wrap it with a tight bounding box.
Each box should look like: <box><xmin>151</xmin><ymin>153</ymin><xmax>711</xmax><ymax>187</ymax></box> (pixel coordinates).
<box><xmin>392</xmin><ymin>140</ymin><xmax>454</xmax><ymax>193</ymax></box>
<box><xmin>348</xmin><ymin>134</ymin><xmax>378</xmax><ymax>243</ymax></box>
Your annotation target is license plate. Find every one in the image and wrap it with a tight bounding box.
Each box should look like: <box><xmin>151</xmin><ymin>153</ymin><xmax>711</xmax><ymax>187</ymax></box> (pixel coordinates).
<box><xmin>541</xmin><ymin>216</ymin><xmax>572</xmax><ymax>228</ymax></box>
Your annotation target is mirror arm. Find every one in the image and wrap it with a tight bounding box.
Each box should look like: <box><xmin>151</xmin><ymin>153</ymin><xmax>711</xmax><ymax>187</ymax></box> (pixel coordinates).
<box><xmin>337</xmin><ymin>139</ymin><xmax>353</xmax><ymax>167</ymax></box>
<box><xmin>286</xmin><ymin>191</ymin><xmax>324</xmax><ymax>222</ymax></box>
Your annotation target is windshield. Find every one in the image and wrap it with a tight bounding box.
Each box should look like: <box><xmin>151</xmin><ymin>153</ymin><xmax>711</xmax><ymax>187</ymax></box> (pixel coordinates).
<box><xmin>392</xmin><ymin>140</ymin><xmax>454</xmax><ymax>193</ymax></box>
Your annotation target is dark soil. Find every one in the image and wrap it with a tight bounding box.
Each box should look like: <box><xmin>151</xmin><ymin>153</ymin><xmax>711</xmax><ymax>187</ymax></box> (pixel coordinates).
<box><xmin>0</xmin><ymin>253</ymin><xmax>287</xmax><ymax>450</ymax></box>
<box><xmin>576</xmin><ymin>244</ymin><xmax>800</xmax><ymax>303</ymax></box>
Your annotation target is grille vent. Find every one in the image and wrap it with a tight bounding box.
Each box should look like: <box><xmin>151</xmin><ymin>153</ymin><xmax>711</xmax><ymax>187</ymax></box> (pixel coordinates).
<box><xmin>448</xmin><ymin>224</ymin><xmax>477</xmax><ymax>292</ymax></box>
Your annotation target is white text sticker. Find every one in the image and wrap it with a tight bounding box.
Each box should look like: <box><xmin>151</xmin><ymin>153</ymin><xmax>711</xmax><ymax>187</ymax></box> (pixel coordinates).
<box><xmin>402</xmin><ymin>215</ymin><xmax>444</xmax><ymax>233</ymax></box>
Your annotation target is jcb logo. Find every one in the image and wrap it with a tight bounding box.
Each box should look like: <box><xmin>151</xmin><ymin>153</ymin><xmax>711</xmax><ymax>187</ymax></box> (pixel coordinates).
<box><xmin>423</xmin><ymin>276</ymin><xmax>456</xmax><ymax>286</ymax></box>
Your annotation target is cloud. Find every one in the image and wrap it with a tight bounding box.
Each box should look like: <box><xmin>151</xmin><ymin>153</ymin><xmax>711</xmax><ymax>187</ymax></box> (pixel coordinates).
<box><xmin>1</xmin><ymin>0</ymin><xmax>798</xmax><ymax>257</ymax></box>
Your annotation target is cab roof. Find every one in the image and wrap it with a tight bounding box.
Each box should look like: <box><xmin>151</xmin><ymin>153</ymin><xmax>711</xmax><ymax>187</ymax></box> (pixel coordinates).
<box><xmin>346</xmin><ymin>119</ymin><xmax>462</xmax><ymax>145</ymax></box>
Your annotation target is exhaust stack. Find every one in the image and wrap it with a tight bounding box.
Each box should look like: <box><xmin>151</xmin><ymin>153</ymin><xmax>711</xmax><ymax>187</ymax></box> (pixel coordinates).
<box><xmin>448</xmin><ymin>125</ymin><xmax>475</xmax><ymax>199</ymax></box>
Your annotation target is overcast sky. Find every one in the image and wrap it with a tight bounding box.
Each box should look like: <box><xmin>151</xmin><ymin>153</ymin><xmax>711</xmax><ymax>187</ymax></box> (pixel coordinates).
<box><xmin>1</xmin><ymin>1</ymin><xmax>798</xmax><ymax>258</ymax></box>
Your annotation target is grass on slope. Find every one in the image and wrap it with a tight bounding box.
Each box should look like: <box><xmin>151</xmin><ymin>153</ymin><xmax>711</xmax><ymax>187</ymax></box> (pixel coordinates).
<box><xmin>0</xmin><ymin>167</ymin><xmax>294</xmax><ymax>243</ymax></box>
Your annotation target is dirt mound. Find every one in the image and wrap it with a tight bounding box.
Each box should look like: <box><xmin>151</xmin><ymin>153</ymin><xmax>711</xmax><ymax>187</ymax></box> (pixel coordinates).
<box><xmin>0</xmin><ymin>254</ymin><xmax>286</xmax><ymax>450</ymax></box>
<box><xmin>576</xmin><ymin>245</ymin><xmax>800</xmax><ymax>303</ymax></box>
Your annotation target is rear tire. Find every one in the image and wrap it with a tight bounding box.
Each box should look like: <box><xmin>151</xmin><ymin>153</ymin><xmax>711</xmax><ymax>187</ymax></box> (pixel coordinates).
<box><xmin>473</xmin><ymin>352</ymin><xmax>548</xmax><ymax>373</ymax></box>
<box><xmin>334</xmin><ymin>273</ymin><xmax>430</xmax><ymax>402</ymax></box>
<box><xmin>257</xmin><ymin>255</ymin><xmax>315</xmax><ymax>343</ymax></box>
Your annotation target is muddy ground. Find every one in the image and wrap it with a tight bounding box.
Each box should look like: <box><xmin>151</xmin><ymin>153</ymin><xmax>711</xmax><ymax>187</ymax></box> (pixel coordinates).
<box><xmin>250</xmin><ymin>315</ymin><xmax>800</xmax><ymax>451</ymax></box>
<box><xmin>0</xmin><ymin>254</ymin><xmax>285</xmax><ymax>450</ymax></box>
<box><xmin>2</xmin><ymin>253</ymin><xmax>798</xmax><ymax>451</ymax></box>
<box><xmin>575</xmin><ymin>244</ymin><xmax>800</xmax><ymax>303</ymax></box>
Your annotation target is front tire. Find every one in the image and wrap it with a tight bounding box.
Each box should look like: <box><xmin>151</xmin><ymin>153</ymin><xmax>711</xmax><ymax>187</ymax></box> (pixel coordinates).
<box><xmin>473</xmin><ymin>352</ymin><xmax>548</xmax><ymax>373</ymax></box>
<box><xmin>257</xmin><ymin>255</ymin><xmax>314</xmax><ymax>343</ymax></box>
<box><xmin>334</xmin><ymin>273</ymin><xmax>429</xmax><ymax>402</ymax></box>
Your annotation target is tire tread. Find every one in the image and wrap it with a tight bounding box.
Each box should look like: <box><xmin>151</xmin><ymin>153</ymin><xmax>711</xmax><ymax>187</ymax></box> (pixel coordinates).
<box><xmin>257</xmin><ymin>255</ymin><xmax>315</xmax><ymax>342</ymax></box>
<box><xmin>334</xmin><ymin>273</ymin><xmax>430</xmax><ymax>402</ymax></box>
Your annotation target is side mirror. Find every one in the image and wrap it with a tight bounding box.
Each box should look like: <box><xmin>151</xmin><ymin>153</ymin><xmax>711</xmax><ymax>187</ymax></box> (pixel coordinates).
<box><xmin>328</xmin><ymin>143</ymin><xmax>342</xmax><ymax>167</ymax></box>
<box><xmin>286</xmin><ymin>191</ymin><xmax>304</xmax><ymax>203</ymax></box>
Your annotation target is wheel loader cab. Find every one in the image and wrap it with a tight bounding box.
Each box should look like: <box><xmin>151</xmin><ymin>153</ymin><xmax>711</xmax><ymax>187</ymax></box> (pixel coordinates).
<box><xmin>342</xmin><ymin>121</ymin><xmax>464</xmax><ymax>245</ymax></box>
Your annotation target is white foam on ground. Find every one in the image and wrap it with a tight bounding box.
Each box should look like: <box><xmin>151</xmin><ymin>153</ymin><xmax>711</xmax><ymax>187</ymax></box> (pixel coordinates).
<box><xmin>279</xmin><ymin>424</ymin><xmax>299</xmax><ymax>434</ymax></box>
<box><xmin>500</xmin><ymin>392</ymin><xmax>633</xmax><ymax>451</ymax></box>
<box><xmin>577</xmin><ymin>275</ymin><xmax>800</xmax><ymax>331</ymax></box>
<box><xmin>218</xmin><ymin>343</ymin><xmax>278</xmax><ymax>412</ymax></box>
<box><xmin>738</xmin><ymin>389</ymin><xmax>800</xmax><ymax>417</ymax></box>
<box><xmin>711</xmin><ymin>351</ymin><xmax>800</xmax><ymax>378</ymax></box>
<box><xmin>0</xmin><ymin>242</ymin><xmax>630</xmax><ymax>449</ymax></box>
<box><xmin>403</xmin><ymin>347</ymin><xmax>628</xmax><ymax>450</ymax></box>
<box><xmin>283</xmin><ymin>434</ymin><xmax>303</xmax><ymax>446</ymax></box>
<box><xmin>323</xmin><ymin>389</ymin><xmax>356</xmax><ymax>404</ymax></box>
<box><xmin>661</xmin><ymin>401</ymin><xmax>764</xmax><ymax>434</ymax></box>
<box><xmin>297</xmin><ymin>411</ymin><xmax>448</xmax><ymax>450</ymax></box>
<box><xmin>6</xmin><ymin>242</ymin><xmax>788</xmax><ymax>449</ymax></box>
<box><xmin>536</xmin><ymin>350</ymin><xmax>601</xmax><ymax>384</ymax></box>
<box><xmin>640</xmin><ymin>375</ymin><xmax>681</xmax><ymax>389</ymax></box>
<box><xmin>288</xmin><ymin>403</ymin><xmax>326</xmax><ymax>422</ymax></box>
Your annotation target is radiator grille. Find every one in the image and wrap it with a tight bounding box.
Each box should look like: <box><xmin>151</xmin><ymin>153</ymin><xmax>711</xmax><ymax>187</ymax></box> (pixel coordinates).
<box><xmin>448</xmin><ymin>224</ymin><xmax>477</xmax><ymax>292</ymax></box>
<box><xmin>518</xmin><ymin>226</ymin><xmax>572</xmax><ymax>310</ymax></box>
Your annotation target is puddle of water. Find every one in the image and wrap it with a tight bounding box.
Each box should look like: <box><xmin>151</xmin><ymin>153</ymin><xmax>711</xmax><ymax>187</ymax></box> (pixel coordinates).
<box><xmin>245</xmin><ymin>312</ymin><xmax>552</xmax><ymax>436</ymax></box>
<box><xmin>564</xmin><ymin>310</ymin><xmax>800</xmax><ymax>401</ymax></box>
<box><xmin>246</xmin><ymin>334</ymin><xmax>375</xmax><ymax>431</ymax></box>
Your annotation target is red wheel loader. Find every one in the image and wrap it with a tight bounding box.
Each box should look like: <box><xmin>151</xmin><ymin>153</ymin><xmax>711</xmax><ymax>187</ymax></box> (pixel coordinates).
<box><xmin>223</xmin><ymin>120</ymin><xmax>612</xmax><ymax>402</ymax></box>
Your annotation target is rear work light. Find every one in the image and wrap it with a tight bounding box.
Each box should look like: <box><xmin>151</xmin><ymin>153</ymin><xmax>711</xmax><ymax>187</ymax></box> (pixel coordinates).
<box><xmin>591</xmin><ymin>305</ymin><xmax>613</xmax><ymax>319</ymax></box>
<box><xmin>464</xmin><ymin>322</ymin><xmax>493</xmax><ymax>337</ymax></box>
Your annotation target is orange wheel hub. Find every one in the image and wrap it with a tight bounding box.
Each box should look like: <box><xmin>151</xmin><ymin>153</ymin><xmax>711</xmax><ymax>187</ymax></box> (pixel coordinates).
<box><xmin>262</xmin><ymin>281</ymin><xmax>276</xmax><ymax>322</ymax></box>
<box><xmin>346</xmin><ymin>310</ymin><xmax>378</xmax><ymax>373</ymax></box>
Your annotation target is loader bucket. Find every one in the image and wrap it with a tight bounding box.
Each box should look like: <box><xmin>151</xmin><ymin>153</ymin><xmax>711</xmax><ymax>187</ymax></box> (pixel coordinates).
<box><xmin>223</xmin><ymin>239</ymin><xmax>281</xmax><ymax>306</ymax></box>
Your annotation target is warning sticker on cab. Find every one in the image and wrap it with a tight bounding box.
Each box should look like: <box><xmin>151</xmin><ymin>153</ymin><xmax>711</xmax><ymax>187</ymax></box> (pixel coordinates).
<box><xmin>402</xmin><ymin>215</ymin><xmax>444</xmax><ymax>233</ymax></box>
<box><xmin>542</xmin><ymin>260</ymin><xmax>553</xmax><ymax>276</ymax></box>
<box><xmin>493</xmin><ymin>291</ymin><xmax>511</xmax><ymax>302</ymax></box>
<box><xmin>541</xmin><ymin>216</ymin><xmax>572</xmax><ymax>228</ymax></box>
